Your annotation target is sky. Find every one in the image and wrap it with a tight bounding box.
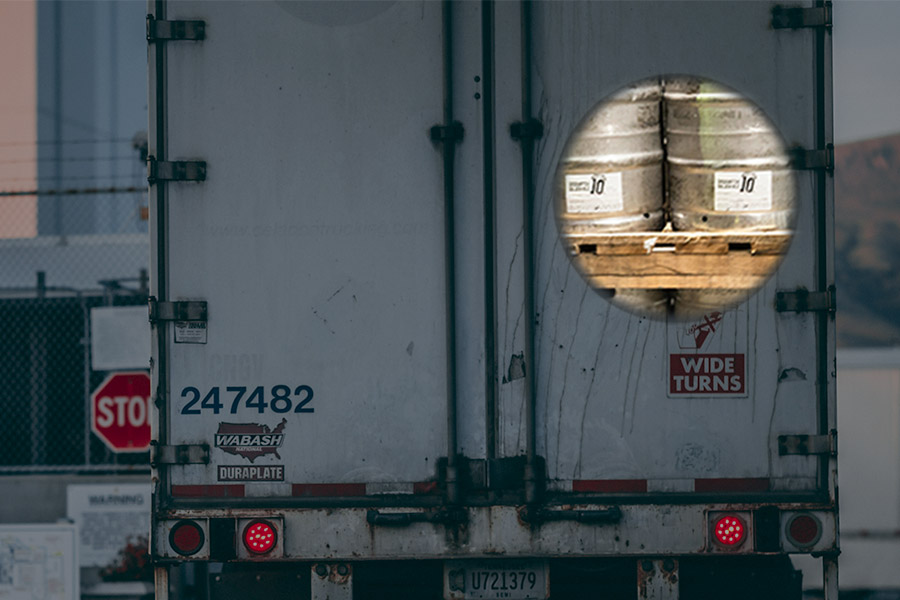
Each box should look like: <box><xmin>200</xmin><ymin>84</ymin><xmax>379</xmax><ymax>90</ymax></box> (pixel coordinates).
<box><xmin>833</xmin><ymin>1</ymin><xmax>900</xmax><ymax>143</ymax></box>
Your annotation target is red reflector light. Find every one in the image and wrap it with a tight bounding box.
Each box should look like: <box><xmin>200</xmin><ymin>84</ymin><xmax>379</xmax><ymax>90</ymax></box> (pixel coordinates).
<box><xmin>243</xmin><ymin>519</ymin><xmax>277</xmax><ymax>554</ymax></box>
<box><xmin>786</xmin><ymin>513</ymin><xmax>822</xmax><ymax>547</ymax></box>
<box><xmin>713</xmin><ymin>514</ymin><xmax>746</xmax><ymax>547</ymax></box>
<box><xmin>169</xmin><ymin>520</ymin><xmax>204</xmax><ymax>556</ymax></box>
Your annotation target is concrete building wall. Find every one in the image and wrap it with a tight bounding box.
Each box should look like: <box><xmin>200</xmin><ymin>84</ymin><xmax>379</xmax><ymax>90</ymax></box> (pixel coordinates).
<box><xmin>837</xmin><ymin>348</ymin><xmax>900</xmax><ymax>591</ymax></box>
<box><xmin>0</xmin><ymin>474</ymin><xmax>148</xmax><ymax>524</ymax></box>
<box><xmin>36</xmin><ymin>0</ymin><xmax>147</xmax><ymax>237</ymax></box>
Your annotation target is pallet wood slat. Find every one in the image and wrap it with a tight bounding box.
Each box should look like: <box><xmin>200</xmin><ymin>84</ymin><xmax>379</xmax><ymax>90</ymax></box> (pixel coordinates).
<box><xmin>566</xmin><ymin>230</ymin><xmax>791</xmax><ymax>290</ymax></box>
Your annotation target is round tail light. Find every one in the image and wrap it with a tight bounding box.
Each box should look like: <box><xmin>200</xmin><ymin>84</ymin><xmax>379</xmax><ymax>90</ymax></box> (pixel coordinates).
<box><xmin>713</xmin><ymin>514</ymin><xmax>747</xmax><ymax>547</ymax></box>
<box><xmin>786</xmin><ymin>513</ymin><xmax>822</xmax><ymax>548</ymax></box>
<box><xmin>169</xmin><ymin>520</ymin><xmax>205</xmax><ymax>556</ymax></box>
<box><xmin>243</xmin><ymin>519</ymin><xmax>277</xmax><ymax>554</ymax></box>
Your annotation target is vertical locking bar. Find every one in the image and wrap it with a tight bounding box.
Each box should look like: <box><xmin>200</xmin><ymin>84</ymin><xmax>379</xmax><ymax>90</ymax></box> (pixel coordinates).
<box><xmin>481</xmin><ymin>0</ymin><xmax>499</xmax><ymax>486</ymax></box>
<box><xmin>432</xmin><ymin>0</ymin><xmax>463</xmax><ymax>508</ymax></box>
<box><xmin>518</xmin><ymin>0</ymin><xmax>544</xmax><ymax>507</ymax></box>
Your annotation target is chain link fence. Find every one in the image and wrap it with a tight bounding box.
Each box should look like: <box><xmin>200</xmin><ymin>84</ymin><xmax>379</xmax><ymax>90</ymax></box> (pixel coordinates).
<box><xmin>0</xmin><ymin>138</ymin><xmax>150</xmax><ymax>474</ymax></box>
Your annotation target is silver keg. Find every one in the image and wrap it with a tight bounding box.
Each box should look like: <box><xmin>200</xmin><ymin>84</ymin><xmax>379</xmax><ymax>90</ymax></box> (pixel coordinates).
<box><xmin>664</xmin><ymin>77</ymin><xmax>794</xmax><ymax>232</ymax></box>
<box><xmin>610</xmin><ymin>288</ymin><xmax>671</xmax><ymax>318</ymax></box>
<box><xmin>673</xmin><ymin>289</ymin><xmax>751</xmax><ymax>320</ymax></box>
<box><xmin>557</xmin><ymin>79</ymin><xmax>665</xmax><ymax>236</ymax></box>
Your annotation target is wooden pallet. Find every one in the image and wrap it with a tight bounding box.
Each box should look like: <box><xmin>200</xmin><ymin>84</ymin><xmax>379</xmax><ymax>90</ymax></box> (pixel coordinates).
<box><xmin>566</xmin><ymin>231</ymin><xmax>792</xmax><ymax>290</ymax></box>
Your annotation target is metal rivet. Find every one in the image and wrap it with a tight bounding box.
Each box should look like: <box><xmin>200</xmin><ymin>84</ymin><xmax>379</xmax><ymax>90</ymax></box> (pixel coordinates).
<box><xmin>315</xmin><ymin>564</ymin><xmax>328</xmax><ymax>577</ymax></box>
<box><xmin>337</xmin><ymin>564</ymin><xmax>349</xmax><ymax>576</ymax></box>
<box><xmin>663</xmin><ymin>559</ymin><xmax>675</xmax><ymax>572</ymax></box>
<box><xmin>474</xmin><ymin>93</ymin><xmax>481</xmax><ymax>100</ymax></box>
<box><xmin>641</xmin><ymin>560</ymin><xmax>654</xmax><ymax>573</ymax></box>
<box><xmin>474</xmin><ymin>76</ymin><xmax>481</xmax><ymax>82</ymax></box>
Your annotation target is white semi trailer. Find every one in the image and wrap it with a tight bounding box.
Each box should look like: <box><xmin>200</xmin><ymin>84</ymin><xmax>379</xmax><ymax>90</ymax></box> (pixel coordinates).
<box><xmin>148</xmin><ymin>2</ymin><xmax>837</xmax><ymax>599</ymax></box>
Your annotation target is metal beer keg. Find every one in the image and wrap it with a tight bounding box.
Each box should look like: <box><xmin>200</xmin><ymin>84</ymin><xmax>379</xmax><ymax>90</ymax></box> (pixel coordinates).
<box><xmin>557</xmin><ymin>79</ymin><xmax>665</xmax><ymax>236</ymax></box>
<box><xmin>664</xmin><ymin>77</ymin><xmax>794</xmax><ymax>232</ymax></box>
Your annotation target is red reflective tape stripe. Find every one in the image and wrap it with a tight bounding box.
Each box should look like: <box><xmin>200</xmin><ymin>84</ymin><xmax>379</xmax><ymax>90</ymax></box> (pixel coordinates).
<box><xmin>413</xmin><ymin>481</ymin><xmax>440</xmax><ymax>495</ymax></box>
<box><xmin>573</xmin><ymin>479</ymin><xmax>648</xmax><ymax>493</ymax></box>
<box><xmin>292</xmin><ymin>483</ymin><xmax>367</xmax><ymax>497</ymax></box>
<box><xmin>694</xmin><ymin>478</ymin><xmax>770</xmax><ymax>492</ymax></box>
<box><xmin>171</xmin><ymin>485</ymin><xmax>245</xmax><ymax>498</ymax></box>
<box><xmin>292</xmin><ymin>483</ymin><xmax>437</xmax><ymax>496</ymax></box>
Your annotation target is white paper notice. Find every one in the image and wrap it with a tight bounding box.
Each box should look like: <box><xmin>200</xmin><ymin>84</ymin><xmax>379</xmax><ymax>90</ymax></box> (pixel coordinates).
<box><xmin>0</xmin><ymin>524</ymin><xmax>78</xmax><ymax>600</ymax></box>
<box><xmin>66</xmin><ymin>484</ymin><xmax>151</xmax><ymax>567</ymax></box>
<box><xmin>90</xmin><ymin>306</ymin><xmax>151</xmax><ymax>371</ymax></box>
<box><xmin>174</xmin><ymin>321</ymin><xmax>208</xmax><ymax>344</ymax></box>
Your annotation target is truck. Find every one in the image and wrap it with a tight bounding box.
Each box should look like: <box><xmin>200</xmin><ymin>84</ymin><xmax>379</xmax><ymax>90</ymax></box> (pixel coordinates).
<box><xmin>147</xmin><ymin>2</ymin><xmax>838</xmax><ymax>599</ymax></box>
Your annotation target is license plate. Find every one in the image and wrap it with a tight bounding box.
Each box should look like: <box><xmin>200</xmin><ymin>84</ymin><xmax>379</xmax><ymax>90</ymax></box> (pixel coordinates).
<box><xmin>444</xmin><ymin>560</ymin><xmax>549</xmax><ymax>600</ymax></box>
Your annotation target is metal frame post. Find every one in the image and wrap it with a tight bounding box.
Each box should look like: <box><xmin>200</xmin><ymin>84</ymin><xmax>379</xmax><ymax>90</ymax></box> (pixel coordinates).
<box><xmin>311</xmin><ymin>563</ymin><xmax>353</xmax><ymax>600</ymax></box>
<box><xmin>637</xmin><ymin>559</ymin><xmax>679</xmax><ymax>600</ymax></box>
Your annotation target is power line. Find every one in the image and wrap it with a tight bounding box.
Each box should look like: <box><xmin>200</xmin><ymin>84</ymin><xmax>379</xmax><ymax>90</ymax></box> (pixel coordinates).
<box><xmin>0</xmin><ymin>137</ymin><xmax>137</xmax><ymax>148</ymax></box>
<box><xmin>0</xmin><ymin>186</ymin><xmax>145</xmax><ymax>198</ymax></box>
<box><xmin>0</xmin><ymin>156</ymin><xmax>142</xmax><ymax>165</ymax></box>
<box><xmin>0</xmin><ymin>175</ymin><xmax>144</xmax><ymax>183</ymax></box>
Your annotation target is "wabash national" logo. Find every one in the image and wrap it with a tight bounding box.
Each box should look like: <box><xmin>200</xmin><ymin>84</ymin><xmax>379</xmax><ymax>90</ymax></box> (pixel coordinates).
<box><xmin>215</xmin><ymin>419</ymin><xmax>286</xmax><ymax>462</ymax></box>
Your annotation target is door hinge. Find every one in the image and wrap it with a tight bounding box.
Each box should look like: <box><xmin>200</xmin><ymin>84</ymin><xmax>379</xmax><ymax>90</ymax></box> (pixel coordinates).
<box><xmin>147</xmin><ymin>158</ymin><xmax>207</xmax><ymax>183</ymax></box>
<box><xmin>149</xmin><ymin>298</ymin><xmax>208</xmax><ymax>324</ymax></box>
<box><xmin>150</xmin><ymin>443</ymin><xmax>210</xmax><ymax>466</ymax></box>
<box><xmin>147</xmin><ymin>16</ymin><xmax>206</xmax><ymax>42</ymax></box>
<box><xmin>149</xmin><ymin>298</ymin><xmax>209</xmax><ymax>344</ymax></box>
<box><xmin>778</xmin><ymin>431</ymin><xmax>836</xmax><ymax>456</ymax></box>
<box><xmin>772</xmin><ymin>4</ymin><xmax>832</xmax><ymax>30</ymax></box>
<box><xmin>510</xmin><ymin>119</ymin><xmax>544</xmax><ymax>141</ymax></box>
<box><xmin>776</xmin><ymin>286</ymin><xmax>836</xmax><ymax>314</ymax></box>
<box><xmin>790</xmin><ymin>144</ymin><xmax>834</xmax><ymax>172</ymax></box>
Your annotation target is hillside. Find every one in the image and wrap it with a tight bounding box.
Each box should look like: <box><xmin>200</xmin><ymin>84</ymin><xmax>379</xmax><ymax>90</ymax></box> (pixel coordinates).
<box><xmin>834</xmin><ymin>133</ymin><xmax>900</xmax><ymax>347</ymax></box>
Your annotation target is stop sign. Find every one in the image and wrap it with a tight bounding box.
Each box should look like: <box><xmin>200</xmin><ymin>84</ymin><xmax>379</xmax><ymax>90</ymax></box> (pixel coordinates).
<box><xmin>91</xmin><ymin>372</ymin><xmax>152</xmax><ymax>452</ymax></box>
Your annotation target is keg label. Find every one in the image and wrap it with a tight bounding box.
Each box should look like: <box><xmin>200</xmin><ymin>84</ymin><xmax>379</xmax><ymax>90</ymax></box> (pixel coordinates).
<box><xmin>714</xmin><ymin>171</ymin><xmax>772</xmax><ymax>212</ymax></box>
<box><xmin>565</xmin><ymin>173</ymin><xmax>624</xmax><ymax>213</ymax></box>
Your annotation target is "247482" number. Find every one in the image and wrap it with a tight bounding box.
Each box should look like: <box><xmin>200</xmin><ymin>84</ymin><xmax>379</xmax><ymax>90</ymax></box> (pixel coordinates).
<box><xmin>179</xmin><ymin>385</ymin><xmax>314</xmax><ymax>415</ymax></box>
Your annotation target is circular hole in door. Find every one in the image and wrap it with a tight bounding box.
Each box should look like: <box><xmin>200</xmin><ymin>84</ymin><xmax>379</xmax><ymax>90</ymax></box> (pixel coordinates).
<box><xmin>555</xmin><ymin>75</ymin><xmax>797</xmax><ymax>319</ymax></box>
